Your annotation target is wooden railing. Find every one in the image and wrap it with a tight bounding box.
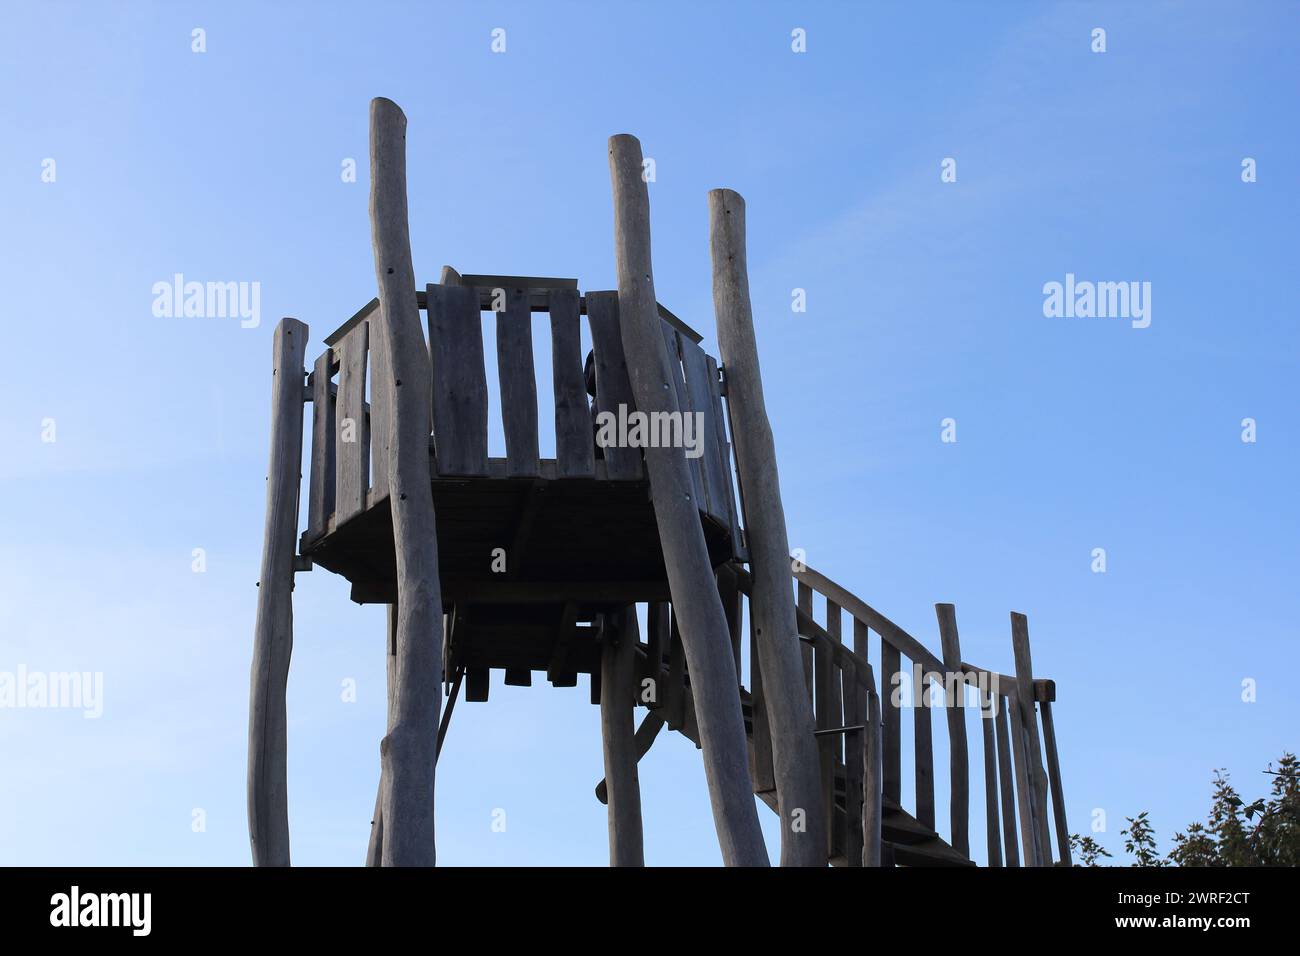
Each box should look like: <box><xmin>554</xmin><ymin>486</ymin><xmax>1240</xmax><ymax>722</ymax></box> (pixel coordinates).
<box><xmin>300</xmin><ymin>277</ymin><xmax>742</xmax><ymax>553</ymax></box>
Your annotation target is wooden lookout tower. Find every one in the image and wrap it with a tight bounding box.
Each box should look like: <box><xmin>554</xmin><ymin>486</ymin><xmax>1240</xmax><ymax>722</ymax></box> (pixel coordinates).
<box><xmin>249</xmin><ymin>98</ymin><xmax>1072</xmax><ymax>867</ymax></box>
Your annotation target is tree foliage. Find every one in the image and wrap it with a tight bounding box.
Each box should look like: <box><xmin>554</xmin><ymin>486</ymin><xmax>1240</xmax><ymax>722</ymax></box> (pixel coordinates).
<box><xmin>1071</xmin><ymin>752</ymin><xmax>1298</xmax><ymax>866</ymax></box>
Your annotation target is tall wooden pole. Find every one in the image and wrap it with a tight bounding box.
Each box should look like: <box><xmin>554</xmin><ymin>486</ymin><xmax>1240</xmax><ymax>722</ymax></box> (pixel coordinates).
<box><xmin>708</xmin><ymin>188</ymin><xmax>825</xmax><ymax>867</ymax></box>
<box><xmin>248</xmin><ymin>317</ymin><xmax>308</xmax><ymax>867</ymax></box>
<box><xmin>369</xmin><ymin>97</ymin><xmax>443</xmax><ymax>866</ymax></box>
<box><xmin>600</xmin><ymin>607</ymin><xmax>645</xmax><ymax>866</ymax></box>
<box><xmin>606</xmin><ymin>134</ymin><xmax>769</xmax><ymax>867</ymax></box>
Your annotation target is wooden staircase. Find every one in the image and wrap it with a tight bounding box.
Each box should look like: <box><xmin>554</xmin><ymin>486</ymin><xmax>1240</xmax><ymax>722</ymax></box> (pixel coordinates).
<box><xmin>595</xmin><ymin>560</ymin><xmax>1072</xmax><ymax>867</ymax></box>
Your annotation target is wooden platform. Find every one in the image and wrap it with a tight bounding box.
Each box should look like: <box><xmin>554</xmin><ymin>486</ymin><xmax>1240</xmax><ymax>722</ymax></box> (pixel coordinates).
<box><xmin>304</xmin><ymin>456</ymin><xmax>736</xmax><ymax>609</ymax></box>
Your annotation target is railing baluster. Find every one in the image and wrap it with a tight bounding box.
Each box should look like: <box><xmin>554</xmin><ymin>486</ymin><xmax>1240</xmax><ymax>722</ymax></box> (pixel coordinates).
<box><xmin>841</xmin><ymin>664</ymin><xmax>864</xmax><ymax>866</ymax></box>
<box><xmin>981</xmin><ymin>686</ymin><xmax>1003</xmax><ymax>866</ymax></box>
<box><xmin>1040</xmin><ymin>699</ymin><xmax>1071</xmax><ymax>866</ymax></box>
<box><xmin>749</xmin><ymin>599</ymin><xmax>775</xmax><ymax>793</ymax></box>
<box><xmin>863</xmin><ymin>685</ymin><xmax>883</xmax><ymax>867</ymax></box>
<box><xmin>936</xmin><ymin>604</ymin><xmax>969</xmax><ymax>858</ymax></box>
<box><xmin>880</xmin><ymin>639</ymin><xmax>902</xmax><ymax>806</ymax></box>
<box><xmin>307</xmin><ymin>350</ymin><xmax>336</xmax><ymax>541</ymax></box>
<box><xmin>334</xmin><ymin>320</ymin><xmax>370</xmax><ymax>524</ymax></box>
<box><xmin>995</xmin><ymin>694</ymin><xmax>1021</xmax><ymax>866</ymax></box>
<box><xmin>914</xmin><ymin>667</ymin><xmax>935</xmax><ymax>830</ymax></box>
<box><xmin>797</xmin><ymin>581</ymin><xmax>814</xmax><ymax>701</ymax></box>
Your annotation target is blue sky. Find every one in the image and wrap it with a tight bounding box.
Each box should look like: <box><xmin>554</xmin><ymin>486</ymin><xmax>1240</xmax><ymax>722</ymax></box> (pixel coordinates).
<box><xmin>1</xmin><ymin>0</ymin><xmax>1296</xmax><ymax>866</ymax></box>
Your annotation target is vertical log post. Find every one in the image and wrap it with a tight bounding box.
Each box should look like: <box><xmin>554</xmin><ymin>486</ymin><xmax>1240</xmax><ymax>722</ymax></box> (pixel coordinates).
<box><xmin>365</xmin><ymin>605</ymin><xmax>398</xmax><ymax>866</ymax></box>
<box><xmin>607</xmin><ymin>136</ymin><xmax>768</xmax><ymax>866</ymax></box>
<box><xmin>248</xmin><ymin>317</ymin><xmax>308</xmax><ymax>867</ymax></box>
<box><xmin>862</xmin><ymin>685</ymin><xmax>884</xmax><ymax>867</ymax></box>
<box><xmin>980</xmin><ymin>686</ymin><xmax>1003</xmax><ymax>866</ymax></box>
<box><xmin>1011</xmin><ymin>612</ymin><xmax>1052</xmax><ymax>865</ymax></box>
<box><xmin>1040</xmin><ymin>699</ymin><xmax>1072</xmax><ymax>865</ymax></box>
<box><xmin>709</xmin><ymin>187</ymin><xmax>825</xmax><ymax>867</ymax></box>
<box><xmin>370</xmin><ymin>97</ymin><xmax>443</xmax><ymax>867</ymax></box>
<box><xmin>601</xmin><ymin>607</ymin><xmax>645</xmax><ymax>866</ymax></box>
<box><xmin>935</xmin><ymin>604</ymin><xmax>970</xmax><ymax>858</ymax></box>
<box><xmin>994</xmin><ymin>696</ymin><xmax>1021</xmax><ymax>866</ymax></box>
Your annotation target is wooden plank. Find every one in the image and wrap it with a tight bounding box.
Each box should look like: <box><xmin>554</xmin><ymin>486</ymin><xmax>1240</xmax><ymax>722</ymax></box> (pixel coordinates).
<box><xmin>369</xmin><ymin>97</ymin><xmax>443</xmax><ymax>867</ymax></box>
<box><xmin>546</xmin><ymin>602</ymin><xmax>579</xmax><ymax>687</ymax></box>
<box><xmin>914</xmin><ymin>668</ymin><xmax>935</xmax><ymax>829</ymax></box>
<box><xmin>662</xmin><ymin>325</ymin><xmax>706</xmax><ymax>512</ymax></box>
<box><xmin>664</xmin><ymin>607</ymin><xmax>686</xmax><ymax>731</ymax></box>
<box><xmin>718</xmin><ymin>563</ymin><xmax>743</xmax><ymax>681</ymax></box>
<box><xmin>980</xmin><ymin>688</ymin><xmax>1003</xmax><ymax>866</ymax></box>
<box><xmin>426</xmin><ymin>283</ymin><xmax>488</xmax><ymax>477</ymax></box>
<box><xmin>935</xmin><ymin>603</ymin><xmax>970</xmax><ymax>858</ymax></box>
<box><xmin>613</xmin><ymin>139</ymin><xmax>765</xmax><ymax>865</ymax></box>
<box><xmin>496</xmin><ymin>286</ymin><xmax>540</xmax><ymax>477</ymax></box>
<box><xmin>994</xmin><ymin>696</ymin><xmax>1021</xmax><ymax>866</ymax></box>
<box><xmin>600</xmin><ymin>607</ymin><xmax>645</xmax><ymax>865</ymax></box>
<box><xmin>585</xmin><ymin>291</ymin><xmax>641</xmax><ymax>480</ymax></box>
<box><xmin>706</xmin><ymin>354</ymin><xmax>742</xmax><ymax>556</ymax></box>
<box><xmin>797</xmin><ymin>582</ymin><xmax>814</xmax><ymax>701</ymax></box>
<box><xmin>548</xmin><ymin>288</ymin><xmax>595</xmax><ymax>478</ymax></box>
<box><xmin>814</xmin><ymin>632</ymin><xmax>836</xmax><ymax>857</ymax></box>
<box><xmin>334</xmin><ymin>320</ymin><xmax>370</xmax><ymax>524</ymax></box>
<box><xmin>880</xmin><ymin>639</ymin><xmax>902</xmax><ymax>804</ymax></box>
<box><xmin>862</xmin><ymin>688</ymin><xmax>884</xmax><ymax>867</ymax></box>
<box><xmin>307</xmin><ymin>350</ymin><xmax>336</xmax><ymax>540</ymax></box>
<box><xmin>841</xmin><ymin>667</ymin><xmax>864</xmax><ymax>866</ymax></box>
<box><xmin>1011</xmin><ymin>612</ymin><xmax>1052</xmax><ymax>865</ymax></box>
<box><xmin>466</xmin><ymin>667</ymin><xmax>489</xmax><ymax>702</ymax></box>
<box><xmin>681</xmin><ymin>335</ymin><xmax>730</xmax><ymax>523</ymax></box>
<box><xmin>826</xmin><ymin>599</ymin><xmax>844</xmax><ymax>760</ymax></box>
<box><xmin>370</xmin><ymin>302</ymin><xmax>392</xmax><ymax>500</ymax></box>
<box><xmin>248</xmin><ymin>317</ymin><xmax>308</xmax><ymax>867</ymax></box>
<box><xmin>1040</xmin><ymin>699</ymin><xmax>1072</xmax><ymax>865</ymax></box>
<box><xmin>1007</xmin><ymin>688</ymin><xmax>1040</xmax><ymax>866</ymax></box>
<box><xmin>644</xmin><ymin>601</ymin><xmax>669</xmax><ymax>688</ymax></box>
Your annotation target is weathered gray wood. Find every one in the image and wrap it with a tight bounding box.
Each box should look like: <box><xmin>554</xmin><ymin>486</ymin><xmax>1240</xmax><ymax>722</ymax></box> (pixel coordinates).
<box><xmin>370</xmin><ymin>308</ymin><xmax>392</xmax><ymax>501</ymax></box>
<box><xmin>1007</xmin><ymin>688</ymin><xmax>1041</xmax><ymax>866</ymax></box>
<box><xmin>994</xmin><ymin>696</ymin><xmax>1021</xmax><ymax>866</ymax></box>
<box><xmin>600</xmin><ymin>607</ymin><xmax>645</xmax><ymax>866</ymax></box>
<box><xmin>369</xmin><ymin>97</ymin><xmax>443</xmax><ymax>867</ymax></box>
<box><xmin>585</xmin><ymin>291</ymin><xmax>642</xmax><ymax>480</ymax></box>
<box><xmin>749</xmin><ymin>605</ymin><xmax>776</xmax><ymax>793</ymax></box>
<box><xmin>248</xmin><ymin>316</ymin><xmax>308</xmax><ymax>867</ymax></box>
<box><xmin>596</xmin><ymin>710</ymin><xmax>666</xmax><ymax>804</ymax></box>
<box><xmin>334</xmin><ymin>321</ymin><xmax>370</xmax><ymax>524</ymax></box>
<box><xmin>814</xmin><ymin>633</ymin><xmax>836</xmax><ymax>857</ymax></box>
<box><xmin>1040</xmin><ymin>699</ymin><xmax>1072</xmax><ymax>865</ymax></box>
<box><xmin>660</xmin><ymin>321</ymin><xmax>705</xmax><ymax>510</ymax></box>
<box><xmin>307</xmin><ymin>350</ymin><xmax>336</xmax><ymax>540</ymax></box>
<box><xmin>825</xmin><ymin>600</ymin><xmax>844</xmax><ymax>756</ymax></box>
<box><xmin>426</xmin><ymin>282</ymin><xmax>488</xmax><ymax>477</ymax></box>
<box><xmin>841</xmin><ymin>667</ymin><xmax>864</xmax><ymax>866</ymax></box>
<box><xmin>862</xmin><ymin>687</ymin><xmax>884</xmax><ymax>867</ymax></box>
<box><xmin>680</xmin><ymin>336</ymin><xmax>727</xmax><ymax>523</ymax></box>
<box><xmin>711</xmin><ymin>187</ymin><xmax>824</xmax><ymax>868</ymax></box>
<box><xmin>980</xmin><ymin>688</ymin><xmax>1003</xmax><ymax>866</ymax></box>
<box><xmin>548</xmin><ymin>288</ymin><xmax>595</xmax><ymax>478</ymax></box>
<box><xmin>1011</xmin><ymin>612</ymin><xmax>1052</xmax><ymax>865</ymax></box>
<box><xmin>496</xmin><ymin>286</ymin><xmax>540</xmax><ymax>477</ymax></box>
<box><xmin>914</xmin><ymin>668</ymin><xmax>935</xmax><ymax>829</ymax></box>
<box><xmin>718</xmin><ymin>564</ymin><xmax>743</xmax><ymax>681</ymax></box>
<box><xmin>365</xmin><ymin>605</ymin><xmax>398</xmax><ymax>866</ymax></box>
<box><xmin>880</xmin><ymin>639</ymin><xmax>902</xmax><ymax>804</ymax></box>
<box><xmin>797</xmin><ymin>582</ymin><xmax>814</xmax><ymax>701</ymax></box>
<box><xmin>705</xmin><ymin>354</ymin><xmax>743</xmax><ymax>554</ymax></box>
<box><xmin>664</xmin><ymin>607</ymin><xmax>686</xmax><ymax>731</ymax></box>
<box><xmin>935</xmin><ymin>603</ymin><xmax>970</xmax><ymax>858</ymax></box>
<box><xmin>610</xmin><ymin>137</ymin><xmax>767</xmax><ymax>867</ymax></box>
<box><xmin>644</xmin><ymin>601</ymin><xmax>668</xmax><ymax>686</ymax></box>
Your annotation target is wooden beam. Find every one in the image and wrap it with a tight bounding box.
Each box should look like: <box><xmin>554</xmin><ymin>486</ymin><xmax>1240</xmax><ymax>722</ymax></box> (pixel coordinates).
<box><xmin>1040</xmin><ymin>699</ymin><xmax>1072</xmax><ymax>865</ymax></box>
<box><xmin>596</xmin><ymin>710</ymin><xmax>665</xmax><ymax>804</ymax></box>
<box><xmin>600</xmin><ymin>607</ymin><xmax>645</xmax><ymax>865</ymax></box>
<box><xmin>248</xmin><ymin>317</ymin><xmax>308</xmax><ymax>867</ymax></box>
<box><xmin>609</xmin><ymin>137</ymin><xmax>767</xmax><ymax>866</ymax></box>
<box><xmin>980</xmin><ymin>687</ymin><xmax>1003</xmax><ymax>866</ymax></box>
<box><xmin>935</xmin><ymin>604</ymin><xmax>970</xmax><ymax>859</ymax></box>
<box><xmin>994</xmin><ymin>696</ymin><xmax>1021</xmax><ymax>866</ymax></box>
<box><xmin>711</xmin><ymin>188</ymin><xmax>824</xmax><ymax>867</ymax></box>
<box><xmin>369</xmin><ymin>97</ymin><xmax>443</xmax><ymax>867</ymax></box>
